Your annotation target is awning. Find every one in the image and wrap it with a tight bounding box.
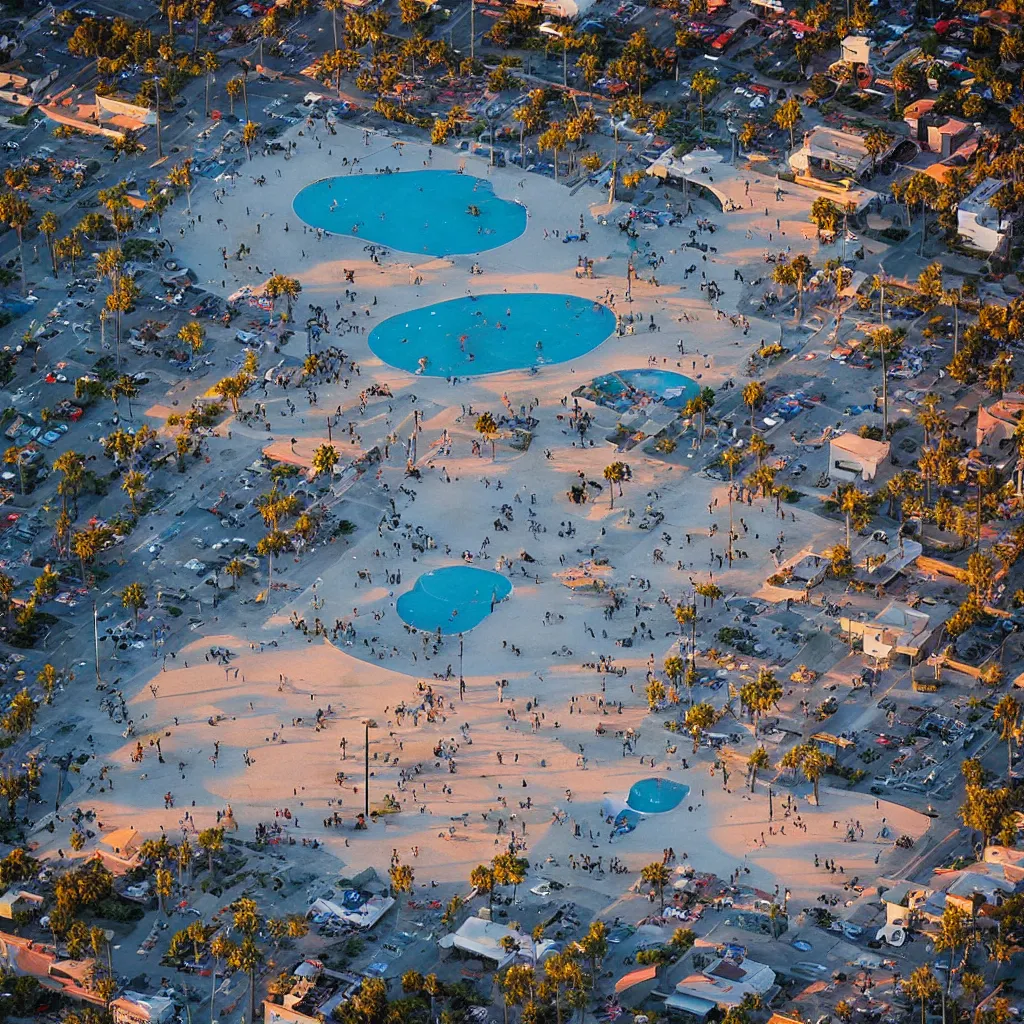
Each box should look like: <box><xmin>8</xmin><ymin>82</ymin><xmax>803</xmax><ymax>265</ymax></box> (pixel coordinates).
<box><xmin>665</xmin><ymin>993</ymin><xmax>717</xmax><ymax>1018</ymax></box>
<box><xmin>615</xmin><ymin>965</ymin><xmax>656</xmax><ymax>993</ymax></box>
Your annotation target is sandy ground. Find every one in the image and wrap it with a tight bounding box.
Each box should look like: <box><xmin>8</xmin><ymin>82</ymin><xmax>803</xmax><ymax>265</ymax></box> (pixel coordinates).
<box><xmin>41</xmin><ymin>119</ymin><xmax>929</xmax><ymax>909</ymax></box>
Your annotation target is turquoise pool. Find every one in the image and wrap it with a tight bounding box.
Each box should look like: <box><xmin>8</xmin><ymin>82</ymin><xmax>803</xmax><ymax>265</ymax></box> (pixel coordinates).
<box><xmin>292</xmin><ymin>170</ymin><xmax>527</xmax><ymax>256</ymax></box>
<box><xmin>369</xmin><ymin>293</ymin><xmax>615</xmax><ymax>377</ymax></box>
<box><xmin>627</xmin><ymin>777</ymin><xmax>689</xmax><ymax>814</ymax></box>
<box><xmin>397</xmin><ymin>566</ymin><xmax>512</xmax><ymax>634</ymax></box>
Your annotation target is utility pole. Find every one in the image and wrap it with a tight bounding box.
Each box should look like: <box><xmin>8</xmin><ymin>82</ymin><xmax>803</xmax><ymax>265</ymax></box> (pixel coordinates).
<box><xmin>154</xmin><ymin>78</ymin><xmax>163</xmax><ymax>159</ymax></box>
<box><xmin>879</xmin><ymin>275</ymin><xmax>888</xmax><ymax>436</ymax></box>
<box><xmin>362</xmin><ymin>719</ymin><xmax>376</xmax><ymax>817</ymax></box>
<box><xmin>470</xmin><ymin>0</ymin><xmax>475</xmax><ymax>61</ymax></box>
<box><xmin>93</xmin><ymin>601</ymin><xmax>102</xmax><ymax>689</ymax></box>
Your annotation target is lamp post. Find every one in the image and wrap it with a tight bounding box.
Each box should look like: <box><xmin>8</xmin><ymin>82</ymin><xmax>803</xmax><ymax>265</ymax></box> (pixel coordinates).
<box><xmin>153</xmin><ymin>77</ymin><xmax>163</xmax><ymax>159</ymax></box>
<box><xmin>362</xmin><ymin>718</ymin><xmax>377</xmax><ymax>817</ymax></box>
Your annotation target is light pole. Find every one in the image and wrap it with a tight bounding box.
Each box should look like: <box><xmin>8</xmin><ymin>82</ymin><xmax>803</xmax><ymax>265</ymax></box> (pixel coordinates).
<box><xmin>362</xmin><ymin>718</ymin><xmax>377</xmax><ymax>817</ymax></box>
<box><xmin>459</xmin><ymin>633</ymin><xmax>465</xmax><ymax>699</ymax></box>
<box><xmin>93</xmin><ymin>600</ymin><xmax>102</xmax><ymax>689</ymax></box>
<box><xmin>153</xmin><ymin>77</ymin><xmax>163</xmax><ymax>159</ymax></box>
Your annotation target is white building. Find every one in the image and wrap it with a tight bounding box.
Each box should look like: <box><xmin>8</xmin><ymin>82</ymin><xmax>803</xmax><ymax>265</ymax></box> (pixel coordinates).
<box><xmin>439</xmin><ymin>914</ymin><xmax>557</xmax><ymax>968</ymax></box>
<box><xmin>958</xmin><ymin>177</ymin><xmax>1017</xmax><ymax>253</ymax></box>
<box><xmin>829</xmin><ymin>432</ymin><xmax>890</xmax><ymax>483</ymax></box>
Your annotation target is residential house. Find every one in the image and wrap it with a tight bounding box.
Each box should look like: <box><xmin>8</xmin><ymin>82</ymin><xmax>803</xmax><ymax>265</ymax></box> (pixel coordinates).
<box><xmin>0</xmin><ymin>66</ymin><xmax>59</xmax><ymax>108</ymax></box>
<box><xmin>875</xmin><ymin>879</ymin><xmax>933</xmax><ymax>946</ymax></box>
<box><xmin>958</xmin><ymin>177</ymin><xmax>1017</xmax><ymax>253</ymax></box>
<box><xmin>976</xmin><ymin>393</ymin><xmax>1024</xmax><ymax>452</ymax></box>
<box><xmin>903</xmin><ymin>100</ymin><xmax>973</xmax><ymax>158</ymax></box>
<box><xmin>665</xmin><ymin>955</ymin><xmax>777</xmax><ymax>1018</ymax></box>
<box><xmin>0</xmin><ymin>931</ymin><xmax>106</xmax><ymax>1006</ymax></box>
<box><xmin>0</xmin><ymin>890</ymin><xmax>43</xmax><ymax>920</ymax></box>
<box><xmin>263</xmin><ymin>959</ymin><xmax>363</xmax><ymax>1024</ymax></box>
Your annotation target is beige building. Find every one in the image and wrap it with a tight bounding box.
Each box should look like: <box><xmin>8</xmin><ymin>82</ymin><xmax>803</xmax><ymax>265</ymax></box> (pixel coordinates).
<box><xmin>829</xmin><ymin>432</ymin><xmax>890</xmax><ymax>483</ymax></box>
<box><xmin>840</xmin><ymin>600</ymin><xmax>951</xmax><ymax>663</ymax></box>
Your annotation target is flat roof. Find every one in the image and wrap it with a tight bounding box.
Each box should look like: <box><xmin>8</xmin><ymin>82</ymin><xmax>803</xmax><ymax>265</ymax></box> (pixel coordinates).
<box><xmin>830</xmin><ymin>432</ymin><xmax>890</xmax><ymax>459</ymax></box>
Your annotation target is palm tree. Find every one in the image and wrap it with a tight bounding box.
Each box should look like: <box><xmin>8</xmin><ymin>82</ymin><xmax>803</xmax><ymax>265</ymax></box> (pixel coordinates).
<box><xmin>389</xmin><ymin>860</ymin><xmax>414</xmax><ymax>929</ymax></box>
<box><xmin>640</xmin><ymin>861</ymin><xmax>671</xmax><ymax>910</ymax></box>
<box><xmin>122</xmin><ymin>469</ymin><xmax>147</xmax><ymax>514</ymax></box>
<box><xmin>935</xmin><ymin>904</ymin><xmax>972</xmax><ymax>1017</ymax></box>
<box><xmin>992</xmin><ymin>694</ymin><xmax>1021</xmax><ymax>780</ymax></box>
<box><xmin>229</xmin><ymin>936</ymin><xmax>263</xmax><ymax>1024</ymax></box>
<box><xmin>264</xmin><ymin>273</ymin><xmax>301</xmax><ymax>323</ymax></box>
<box><xmin>241</xmin><ymin>120</ymin><xmax>260</xmax><ymax>161</ymax></box>
<box><xmin>257</xmin><ymin>530</ymin><xmax>290</xmax><ymax>598</ymax></box>
<box><xmin>690</xmin><ymin>69</ymin><xmax>718</xmax><ymax>130</ymax></box>
<box><xmin>492</xmin><ymin>852</ymin><xmax>528</xmax><ymax>902</ymax></box>
<box><xmin>178</xmin><ymin>320</ymin><xmax>206</xmax><ymax>365</ymax></box>
<box><xmin>109</xmin><ymin>374</ymin><xmax>139</xmax><ymax>419</ymax></box>
<box><xmin>748</xmin><ymin>746</ymin><xmax>770</xmax><ymax>792</ymax></box>
<box><xmin>197</xmin><ymin>826</ymin><xmax>224</xmax><ymax>874</ymax></box>
<box><xmin>780</xmin><ymin>743</ymin><xmax>828</xmax><ymax>804</ymax></box>
<box><xmin>225</xmin><ymin>76</ymin><xmax>242</xmax><ymax>116</ymax></box>
<box><xmin>832</xmin><ymin>482</ymin><xmax>871</xmax><ymax>549</ymax></box>
<box><xmin>475</xmin><ymin>411</ymin><xmax>498</xmax><ymax>460</ymax></box>
<box><xmin>774</xmin><ymin>97</ymin><xmax>803</xmax><ymax>151</ymax></box>
<box><xmin>121</xmin><ymin>581</ymin><xmax>147</xmax><ymax>625</ymax></box>
<box><xmin>684</xmin><ymin>701</ymin><xmax>716</xmax><ymax>753</ymax></box>
<box><xmin>603</xmin><ymin>461</ymin><xmax>630</xmax><ymax>508</ymax></box>
<box><xmin>739</xmin><ymin>667</ymin><xmax>781</xmax><ymax>736</ymax></box>
<box><xmin>741</xmin><ymin>381</ymin><xmax>767</xmax><ymax>431</ymax></box>
<box><xmin>71</xmin><ymin>527</ymin><xmax>102</xmax><ymax>588</ymax></box>
<box><xmin>168</xmin><ymin>158</ymin><xmax>195</xmax><ymax>217</ymax></box>
<box><xmin>155</xmin><ymin>866</ymin><xmax>174</xmax><ymax>915</ymax></box>
<box><xmin>311</xmin><ymin>443</ymin><xmax>339</xmax><ymax>480</ymax></box>
<box><xmin>721</xmin><ymin>447</ymin><xmax>742</xmax><ymax>564</ymax></box>
<box><xmin>469</xmin><ymin>863</ymin><xmax>496</xmax><ymax>908</ymax></box>
<box><xmin>4</xmin><ymin>446</ymin><xmax>25</xmax><ymax>496</ymax></box>
<box><xmin>201</xmin><ymin>52</ymin><xmax>219</xmax><ymax>117</ymax></box>
<box><xmin>224</xmin><ymin>558</ymin><xmax>247</xmax><ymax>590</ymax></box>
<box><xmin>864</xmin><ymin>128</ymin><xmax>893</xmax><ymax>172</ymax></box>
<box><xmin>39</xmin><ymin>211</ymin><xmax>59</xmax><ymax>275</ymax></box>
<box><xmin>0</xmin><ymin>192</ymin><xmax>33</xmax><ymax>295</ymax></box>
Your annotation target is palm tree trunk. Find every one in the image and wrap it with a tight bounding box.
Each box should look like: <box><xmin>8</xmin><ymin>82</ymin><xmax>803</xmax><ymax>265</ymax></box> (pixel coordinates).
<box><xmin>16</xmin><ymin>231</ymin><xmax>26</xmax><ymax>296</ymax></box>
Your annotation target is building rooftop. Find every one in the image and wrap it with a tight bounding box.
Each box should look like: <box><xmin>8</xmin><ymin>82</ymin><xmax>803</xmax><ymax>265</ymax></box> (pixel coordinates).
<box><xmin>830</xmin><ymin>432</ymin><xmax>891</xmax><ymax>460</ymax></box>
<box><xmin>960</xmin><ymin>177</ymin><xmax>1008</xmax><ymax>213</ymax></box>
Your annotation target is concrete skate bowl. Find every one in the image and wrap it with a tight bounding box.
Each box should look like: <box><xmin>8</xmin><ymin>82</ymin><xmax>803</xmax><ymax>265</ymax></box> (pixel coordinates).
<box><xmin>583</xmin><ymin>368</ymin><xmax>700</xmax><ymax>412</ymax></box>
<box><xmin>626</xmin><ymin>777</ymin><xmax>690</xmax><ymax>813</ymax></box>
<box><xmin>396</xmin><ymin>565</ymin><xmax>512</xmax><ymax>634</ymax></box>
<box><xmin>292</xmin><ymin>169</ymin><xmax>527</xmax><ymax>256</ymax></box>
<box><xmin>368</xmin><ymin>292</ymin><xmax>615</xmax><ymax>376</ymax></box>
